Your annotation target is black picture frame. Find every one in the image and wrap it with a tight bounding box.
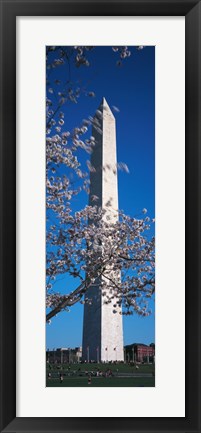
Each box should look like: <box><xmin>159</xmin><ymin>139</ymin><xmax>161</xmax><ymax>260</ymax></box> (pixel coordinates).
<box><xmin>0</xmin><ymin>0</ymin><xmax>200</xmax><ymax>432</ymax></box>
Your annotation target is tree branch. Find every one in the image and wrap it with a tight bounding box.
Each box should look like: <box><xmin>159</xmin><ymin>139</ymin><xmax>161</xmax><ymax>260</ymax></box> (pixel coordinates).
<box><xmin>46</xmin><ymin>281</ymin><xmax>87</xmax><ymax>322</ymax></box>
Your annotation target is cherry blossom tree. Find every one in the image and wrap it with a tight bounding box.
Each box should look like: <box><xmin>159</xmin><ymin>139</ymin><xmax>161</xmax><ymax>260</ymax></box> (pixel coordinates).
<box><xmin>46</xmin><ymin>46</ymin><xmax>154</xmax><ymax>323</ymax></box>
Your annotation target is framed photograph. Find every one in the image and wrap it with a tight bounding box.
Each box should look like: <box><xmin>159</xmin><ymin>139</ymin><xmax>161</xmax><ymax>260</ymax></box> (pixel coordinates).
<box><xmin>0</xmin><ymin>0</ymin><xmax>200</xmax><ymax>432</ymax></box>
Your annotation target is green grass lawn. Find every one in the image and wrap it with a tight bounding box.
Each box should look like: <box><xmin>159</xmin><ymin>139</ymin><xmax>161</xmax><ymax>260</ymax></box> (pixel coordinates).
<box><xmin>47</xmin><ymin>362</ymin><xmax>154</xmax><ymax>373</ymax></box>
<box><xmin>46</xmin><ymin>376</ymin><xmax>155</xmax><ymax>387</ymax></box>
<box><xmin>46</xmin><ymin>362</ymin><xmax>155</xmax><ymax>387</ymax></box>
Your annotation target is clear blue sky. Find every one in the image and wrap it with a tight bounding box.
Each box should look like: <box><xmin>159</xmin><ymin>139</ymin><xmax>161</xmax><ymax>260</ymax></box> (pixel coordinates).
<box><xmin>46</xmin><ymin>46</ymin><xmax>155</xmax><ymax>349</ymax></box>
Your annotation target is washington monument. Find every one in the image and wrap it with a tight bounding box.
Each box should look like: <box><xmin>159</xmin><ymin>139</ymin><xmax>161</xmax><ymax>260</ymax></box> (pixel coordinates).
<box><xmin>82</xmin><ymin>98</ymin><xmax>124</xmax><ymax>362</ymax></box>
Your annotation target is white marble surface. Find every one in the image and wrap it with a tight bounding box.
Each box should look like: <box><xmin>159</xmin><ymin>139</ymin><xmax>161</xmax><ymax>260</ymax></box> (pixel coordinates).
<box><xmin>82</xmin><ymin>98</ymin><xmax>124</xmax><ymax>362</ymax></box>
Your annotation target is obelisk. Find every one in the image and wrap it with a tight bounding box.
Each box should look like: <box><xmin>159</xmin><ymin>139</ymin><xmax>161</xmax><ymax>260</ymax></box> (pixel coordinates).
<box><xmin>82</xmin><ymin>98</ymin><xmax>124</xmax><ymax>362</ymax></box>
